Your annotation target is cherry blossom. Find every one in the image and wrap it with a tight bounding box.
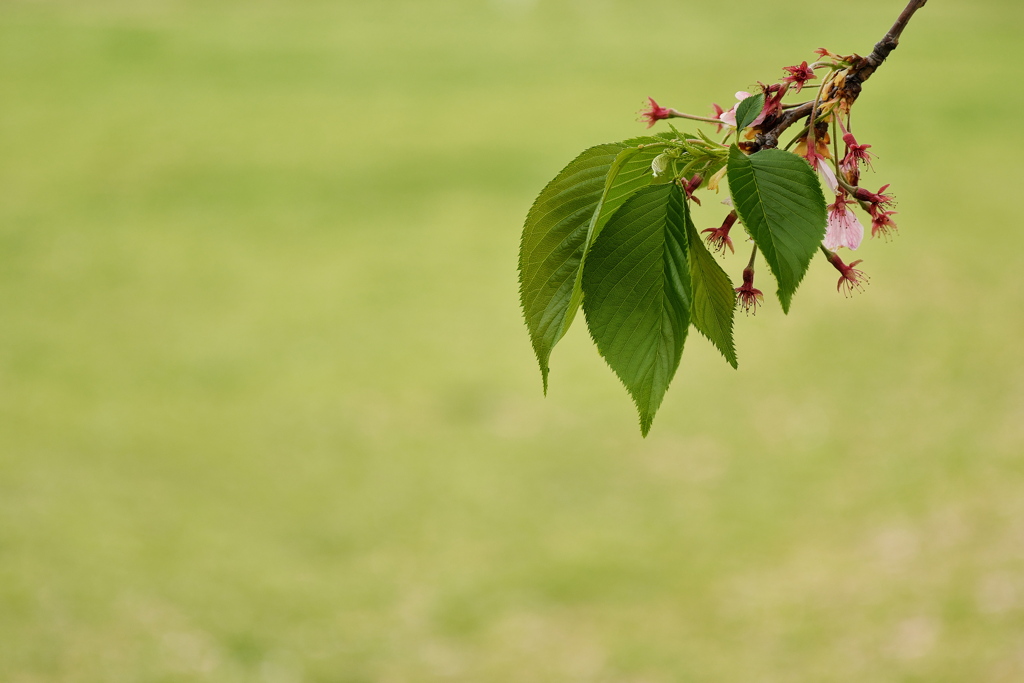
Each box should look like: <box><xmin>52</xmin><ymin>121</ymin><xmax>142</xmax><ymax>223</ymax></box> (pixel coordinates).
<box><xmin>735</xmin><ymin>267</ymin><xmax>764</xmax><ymax>315</ymax></box>
<box><xmin>680</xmin><ymin>174</ymin><xmax>703</xmax><ymax>206</ymax></box>
<box><xmin>825</xmin><ymin>250</ymin><xmax>869</xmax><ymax>297</ymax></box>
<box><xmin>870</xmin><ymin>209</ymin><xmax>899</xmax><ymax>240</ymax></box>
<box><xmin>854</xmin><ymin>184</ymin><xmax>894</xmax><ymax>209</ymax></box>
<box><xmin>782</xmin><ymin>61</ymin><xmax>817</xmax><ymax>93</ymax></box>
<box><xmin>639</xmin><ymin>97</ymin><xmax>672</xmax><ymax>128</ymax></box>
<box><xmin>702</xmin><ymin>212</ymin><xmax>737</xmax><ymax>254</ymax></box>
<box><xmin>839</xmin><ymin>132</ymin><xmax>874</xmax><ymax>183</ymax></box>
<box><xmin>824</xmin><ymin>192</ymin><xmax>864</xmax><ymax>251</ymax></box>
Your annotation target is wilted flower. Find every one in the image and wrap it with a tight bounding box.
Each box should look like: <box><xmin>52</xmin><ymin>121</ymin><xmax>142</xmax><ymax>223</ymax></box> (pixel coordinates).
<box><xmin>870</xmin><ymin>209</ymin><xmax>899</xmax><ymax>240</ymax></box>
<box><xmin>707</xmin><ymin>165</ymin><xmax>728</xmax><ymax>192</ymax></box>
<box><xmin>814</xmin><ymin>47</ymin><xmax>855</xmax><ymax>66</ymax></box>
<box><xmin>680</xmin><ymin>174</ymin><xmax>703</xmax><ymax>206</ymax></box>
<box><xmin>854</xmin><ymin>183</ymin><xmax>894</xmax><ymax>209</ymax></box>
<box><xmin>824</xmin><ymin>192</ymin><xmax>864</xmax><ymax>251</ymax></box>
<box><xmin>757</xmin><ymin>82</ymin><xmax>785</xmax><ymax>123</ymax></box>
<box><xmin>782</xmin><ymin>61</ymin><xmax>817</xmax><ymax>93</ymax></box>
<box><xmin>795</xmin><ymin>135</ymin><xmax>839</xmax><ymax>194</ymax></box>
<box><xmin>825</xmin><ymin>250</ymin><xmax>869</xmax><ymax>297</ymax></box>
<box><xmin>639</xmin><ymin>97</ymin><xmax>673</xmax><ymax>128</ymax></box>
<box><xmin>702</xmin><ymin>211</ymin><xmax>737</xmax><ymax>254</ymax></box>
<box><xmin>735</xmin><ymin>267</ymin><xmax>764</xmax><ymax>315</ymax></box>
<box><xmin>839</xmin><ymin>132</ymin><xmax>874</xmax><ymax>183</ymax></box>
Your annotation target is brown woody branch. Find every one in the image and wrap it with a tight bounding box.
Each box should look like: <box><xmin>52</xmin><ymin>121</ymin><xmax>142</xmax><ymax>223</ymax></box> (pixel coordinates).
<box><xmin>752</xmin><ymin>0</ymin><xmax>928</xmax><ymax>152</ymax></box>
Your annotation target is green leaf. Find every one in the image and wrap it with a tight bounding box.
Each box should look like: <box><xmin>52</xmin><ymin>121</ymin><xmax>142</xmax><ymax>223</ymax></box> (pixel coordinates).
<box><xmin>562</xmin><ymin>141</ymin><xmax>672</xmax><ymax>340</ymax></box>
<box><xmin>582</xmin><ymin>184</ymin><xmax>691</xmax><ymax>436</ymax></box>
<box><xmin>686</xmin><ymin>217</ymin><xmax>738</xmax><ymax>368</ymax></box>
<box><xmin>735</xmin><ymin>93</ymin><xmax>765</xmax><ymax>130</ymax></box>
<box><xmin>519</xmin><ymin>143</ymin><xmax>625</xmax><ymax>392</ymax></box>
<box><xmin>726</xmin><ymin>146</ymin><xmax>827</xmax><ymax>312</ymax></box>
<box><xmin>519</xmin><ymin>137</ymin><xmax>674</xmax><ymax>392</ymax></box>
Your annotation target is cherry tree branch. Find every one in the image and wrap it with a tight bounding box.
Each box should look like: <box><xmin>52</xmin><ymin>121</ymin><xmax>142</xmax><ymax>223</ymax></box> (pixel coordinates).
<box><xmin>753</xmin><ymin>0</ymin><xmax>928</xmax><ymax>151</ymax></box>
<box><xmin>845</xmin><ymin>0</ymin><xmax>929</xmax><ymax>98</ymax></box>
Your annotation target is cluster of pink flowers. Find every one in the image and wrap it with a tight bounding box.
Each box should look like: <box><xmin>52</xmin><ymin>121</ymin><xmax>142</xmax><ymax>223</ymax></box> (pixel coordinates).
<box><xmin>640</xmin><ymin>49</ymin><xmax>899</xmax><ymax>304</ymax></box>
<box><xmin>802</xmin><ymin>127</ymin><xmax>895</xmax><ymax>293</ymax></box>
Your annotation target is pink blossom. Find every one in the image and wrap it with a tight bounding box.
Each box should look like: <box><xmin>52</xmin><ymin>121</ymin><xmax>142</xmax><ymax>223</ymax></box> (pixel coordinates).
<box><xmin>702</xmin><ymin>211</ymin><xmax>737</xmax><ymax>254</ymax></box>
<box><xmin>825</xmin><ymin>250</ymin><xmax>869</xmax><ymax>297</ymax></box>
<box><xmin>782</xmin><ymin>61</ymin><xmax>816</xmax><ymax>93</ymax></box>
<box><xmin>814</xmin><ymin>156</ymin><xmax>839</xmax><ymax>194</ymax></box>
<box><xmin>735</xmin><ymin>267</ymin><xmax>764</xmax><ymax>315</ymax></box>
<box><xmin>824</xmin><ymin>192</ymin><xmax>864</xmax><ymax>251</ymax></box>
<box><xmin>639</xmin><ymin>97</ymin><xmax>672</xmax><ymax>128</ymax></box>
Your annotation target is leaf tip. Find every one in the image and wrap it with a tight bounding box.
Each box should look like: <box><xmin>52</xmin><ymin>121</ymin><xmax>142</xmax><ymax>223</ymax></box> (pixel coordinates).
<box><xmin>639</xmin><ymin>414</ymin><xmax>653</xmax><ymax>437</ymax></box>
<box><xmin>778</xmin><ymin>292</ymin><xmax>793</xmax><ymax>314</ymax></box>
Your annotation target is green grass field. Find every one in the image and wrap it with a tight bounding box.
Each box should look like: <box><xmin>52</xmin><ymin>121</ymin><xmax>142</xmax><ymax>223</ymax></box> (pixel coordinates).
<box><xmin>2</xmin><ymin>0</ymin><xmax>1023</xmax><ymax>680</ymax></box>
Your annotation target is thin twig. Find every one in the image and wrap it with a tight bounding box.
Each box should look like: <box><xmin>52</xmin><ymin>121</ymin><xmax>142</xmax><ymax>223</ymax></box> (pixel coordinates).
<box><xmin>753</xmin><ymin>0</ymin><xmax>927</xmax><ymax>151</ymax></box>
<box><xmin>845</xmin><ymin>0</ymin><xmax>928</xmax><ymax>98</ymax></box>
<box><xmin>667</xmin><ymin>110</ymin><xmax>728</xmax><ymax>125</ymax></box>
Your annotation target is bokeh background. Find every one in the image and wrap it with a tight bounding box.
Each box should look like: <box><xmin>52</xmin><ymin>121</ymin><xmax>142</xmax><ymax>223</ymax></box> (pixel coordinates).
<box><xmin>2</xmin><ymin>0</ymin><xmax>1022</xmax><ymax>680</ymax></box>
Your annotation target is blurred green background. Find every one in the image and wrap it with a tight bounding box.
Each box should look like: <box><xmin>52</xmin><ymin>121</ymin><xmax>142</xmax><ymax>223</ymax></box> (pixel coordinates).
<box><xmin>1</xmin><ymin>0</ymin><xmax>1022</xmax><ymax>680</ymax></box>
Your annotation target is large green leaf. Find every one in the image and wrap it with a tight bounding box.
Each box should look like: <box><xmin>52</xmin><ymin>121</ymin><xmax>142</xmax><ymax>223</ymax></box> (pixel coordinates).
<box><xmin>582</xmin><ymin>184</ymin><xmax>690</xmax><ymax>436</ymax></box>
<box><xmin>519</xmin><ymin>143</ymin><xmax>624</xmax><ymax>392</ymax></box>
<box><xmin>563</xmin><ymin>141</ymin><xmax>672</xmax><ymax>340</ymax></box>
<box><xmin>519</xmin><ymin>137</ymin><xmax>672</xmax><ymax>392</ymax></box>
<box><xmin>686</xmin><ymin>217</ymin><xmax>737</xmax><ymax>368</ymax></box>
<box><xmin>726</xmin><ymin>146</ymin><xmax>827</xmax><ymax>312</ymax></box>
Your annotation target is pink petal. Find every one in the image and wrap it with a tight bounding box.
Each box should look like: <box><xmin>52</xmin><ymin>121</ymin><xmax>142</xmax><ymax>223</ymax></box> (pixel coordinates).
<box><xmin>824</xmin><ymin>208</ymin><xmax>864</xmax><ymax>251</ymax></box>
<box><xmin>816</xmin><ymin>159</ymin><xmax>839</xmax><ymax>194</ymax></box>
